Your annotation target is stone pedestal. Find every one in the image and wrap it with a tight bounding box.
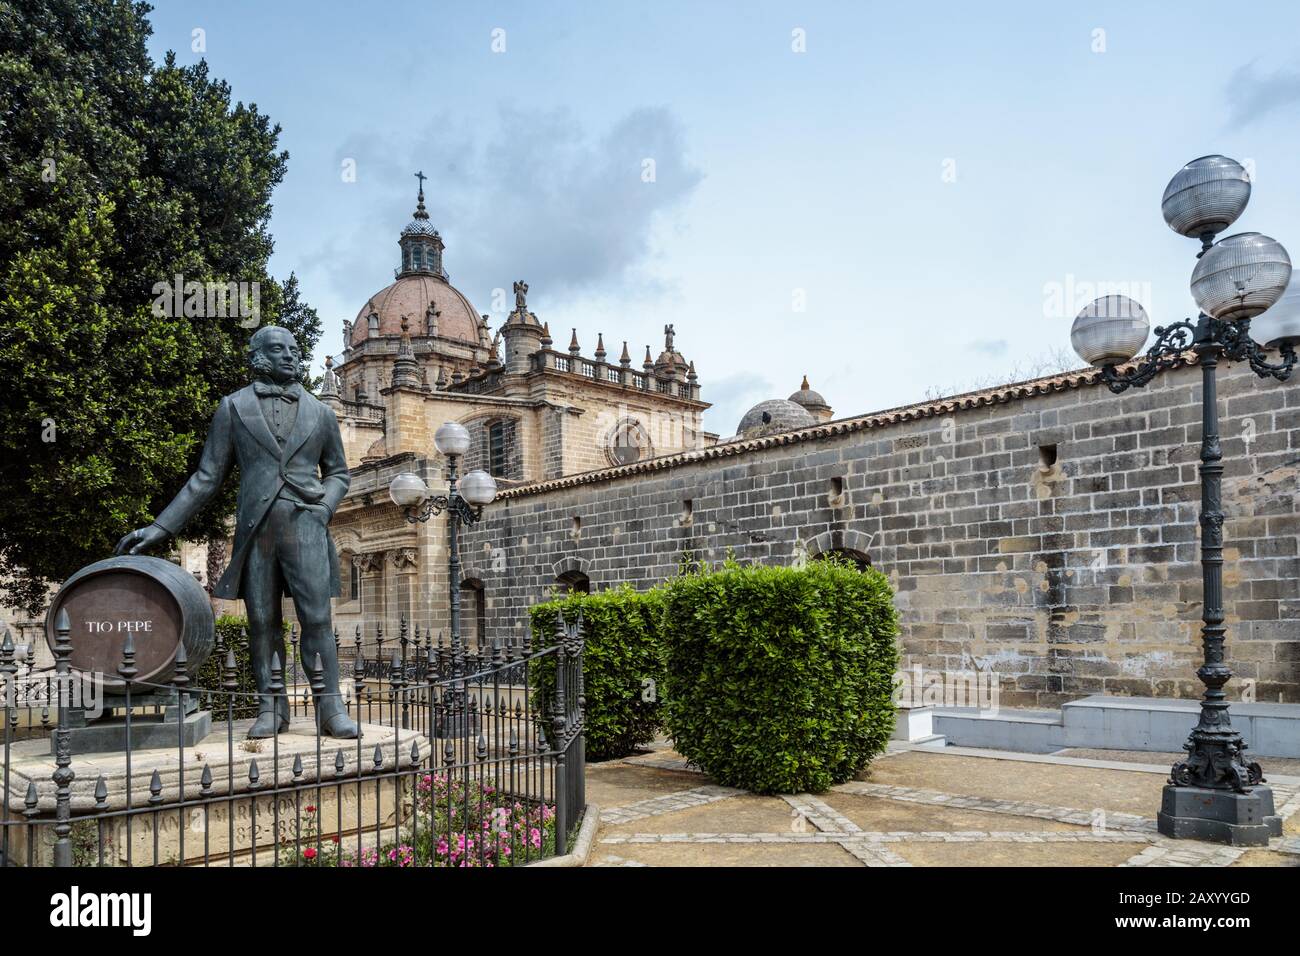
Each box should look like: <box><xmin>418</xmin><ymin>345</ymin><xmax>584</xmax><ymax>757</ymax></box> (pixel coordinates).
<box><xmin>52</xmin><ymin>690</ymin><xmax>212</xmax><ymax>756</ymax></box>
<box><xmin>1156</xmin><ymin>784</ymin><xmax>1284</xmax><ymax>846</ymax></box>
<box><xmin>55</xmin><ymin>710</ymin><xmax>212</xmax><ymax>755</ymax></box>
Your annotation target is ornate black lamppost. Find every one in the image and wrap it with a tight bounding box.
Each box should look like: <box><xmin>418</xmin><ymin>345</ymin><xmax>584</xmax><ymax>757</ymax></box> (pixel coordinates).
<box><xmin>1070</xmin><ymin>155</ymin><xmax>1300</xmax><ymax>845</ymax></box>
<box><xmin>387</xmin><ymin>421</ymin><xmax>497</xmax><ymax>689</ymax></box>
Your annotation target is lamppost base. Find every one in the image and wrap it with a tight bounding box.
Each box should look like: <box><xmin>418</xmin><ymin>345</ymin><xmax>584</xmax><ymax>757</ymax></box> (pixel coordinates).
<box><xmin>433</xmin><ymin>713</ymin><xmax>482</xmax><ymax>739</ymax></box>
<box><xmin>1156</xmin><ymin>784</ymin><xmax>1282</xmax><ymax>846</ymax></box>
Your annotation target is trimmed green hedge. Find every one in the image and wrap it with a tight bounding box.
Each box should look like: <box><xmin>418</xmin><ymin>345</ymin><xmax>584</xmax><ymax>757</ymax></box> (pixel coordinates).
<box><xmin>661</xmin><ymin>558</ymin><xmax>899</xmax><ymax>794</ymax></box>
<box><xmin>530</xmin><ymin>586</ymin><xmax>665</xmax><ymax>761</ymax></box>
<box><xmin>193</xmin><ymin>615</ymin><xmax>271</xmax><ymax>719</ymax></box>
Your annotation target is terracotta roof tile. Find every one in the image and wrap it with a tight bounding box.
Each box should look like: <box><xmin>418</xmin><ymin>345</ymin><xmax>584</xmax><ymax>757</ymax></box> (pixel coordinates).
<box><xmin>492</xmin><ymin>357</ymin><xmax>1196</xmax><ymax>501</ymax></box>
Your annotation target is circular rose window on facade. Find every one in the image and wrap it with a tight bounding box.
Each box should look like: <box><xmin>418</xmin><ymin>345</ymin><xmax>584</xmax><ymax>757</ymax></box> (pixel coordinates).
<box><xmin>607</xmin><ymin>418</ymin><xmax>652</xmax><ymax>466</ymax></box>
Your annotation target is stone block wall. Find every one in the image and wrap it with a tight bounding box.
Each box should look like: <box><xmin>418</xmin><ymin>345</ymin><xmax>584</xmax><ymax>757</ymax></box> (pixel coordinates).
<box><xmin>460</xmin><ymin>360</ymin><xmax>1300</xmax><ymax>707</ymax></box>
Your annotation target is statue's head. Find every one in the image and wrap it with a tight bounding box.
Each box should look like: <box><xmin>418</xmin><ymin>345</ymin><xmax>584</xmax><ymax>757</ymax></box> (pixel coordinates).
<box><xmin>248</xmin><ymin>326</ymin><xmax>301</xmax><ymax>385</ymax></box>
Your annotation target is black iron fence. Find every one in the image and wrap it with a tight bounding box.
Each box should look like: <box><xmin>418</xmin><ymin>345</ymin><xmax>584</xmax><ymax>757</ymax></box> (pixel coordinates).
<box><xmin>0</xmin><ymin>614</ymin><xmax>586</xmax><ymax>868</ymax></box>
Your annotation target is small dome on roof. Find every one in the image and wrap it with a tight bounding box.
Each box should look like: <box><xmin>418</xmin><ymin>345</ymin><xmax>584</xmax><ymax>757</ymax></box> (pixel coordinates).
<box><xmin>789</xmin><ymin>375</ymin><xmax>830</xmax><ymax>413</ymax></box>
<box><xmin>737</xmin><ymin>399</ymin><xmax>816</xmax><ymax>438</ymax></box>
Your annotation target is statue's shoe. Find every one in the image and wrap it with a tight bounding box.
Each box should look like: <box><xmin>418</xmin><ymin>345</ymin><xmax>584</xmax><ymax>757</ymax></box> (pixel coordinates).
<box><xmin>320</xmin><ymin>711</ymin><xmax>361</xmax><ymax>740</ymax></box>
<box><xmin>248</xmin><ymin>710</ymin><xmax>288</xmax><ymax>739</ymax></box>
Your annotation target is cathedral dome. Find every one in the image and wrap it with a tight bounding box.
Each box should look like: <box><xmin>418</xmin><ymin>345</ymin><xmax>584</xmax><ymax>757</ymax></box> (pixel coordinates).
<box><xmin>737</xmin><ymin>398</ymin><xmax>816</xmax><ymax>438</ymax></box>
<box><xmin>350</xmin><ymin>174</ymin><xmax>485</xmax><ymax>349</ymax></box>
<box><xmin>351</xmin><ymin>274</ymin><xmax>481</xmax><ymax>347</ymax></box>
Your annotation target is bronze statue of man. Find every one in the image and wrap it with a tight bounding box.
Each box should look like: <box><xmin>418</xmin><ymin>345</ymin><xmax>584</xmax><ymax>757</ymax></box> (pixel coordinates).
<box><xmin>115</xmin><ymin>326</ymin><xmax>359</xmax><ymax>739</ymax></box>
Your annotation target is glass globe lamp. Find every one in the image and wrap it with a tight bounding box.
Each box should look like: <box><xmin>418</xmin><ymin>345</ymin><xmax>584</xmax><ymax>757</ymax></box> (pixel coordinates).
<box><xmin>459</xmin><ymin>470</ymin><xmax>498</xmax><ymax>507</ymax></box>
<box><xmin>1190</xmin><ymin>233</ymin><xmax>1291</xmax><ymax>322</ymax></box>
<box><xmin>388</xmin><ymin>473</ymin><xmax>429</xmax><ymax>507</ymax></box>
<box><xmin>1070</xmin><ymin>295</ymin><xmax>1151</xmax><ymax>368</ymax></box>
<box><xmin>1161</xmin><ymin>155</ymin><xmax>1251</xmax><ymax>241</ymax></box>
<box><xmin>433</xmin><ymin>421</ymin><xmax>471</xmax><ymax>458</ymax></box>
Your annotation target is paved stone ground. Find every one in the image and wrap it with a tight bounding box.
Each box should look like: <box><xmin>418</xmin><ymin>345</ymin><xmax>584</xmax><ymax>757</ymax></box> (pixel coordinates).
<box><xmin>584</xmin><ymin>743</ymin><xmax>1300</xmax><ymax>867</ymax></box>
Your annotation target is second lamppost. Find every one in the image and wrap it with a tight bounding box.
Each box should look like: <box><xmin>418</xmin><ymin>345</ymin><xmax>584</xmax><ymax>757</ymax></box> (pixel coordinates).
<box><xmin>388</xmin><ymin>421</ymin><xmax>497</xmax><ymax>733</ymax></box>
<box><xmin>1070</xmin><ymin>155</ymin><xmax>1298</xmax><ymax>846</ymax></box>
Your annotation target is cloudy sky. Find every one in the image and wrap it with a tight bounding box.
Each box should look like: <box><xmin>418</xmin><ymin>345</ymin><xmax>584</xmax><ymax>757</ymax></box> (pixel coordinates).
<box><xmin>146</xmin><ymin>1</ymin><xmax>1300</xmax><ymax>435</ymax></box>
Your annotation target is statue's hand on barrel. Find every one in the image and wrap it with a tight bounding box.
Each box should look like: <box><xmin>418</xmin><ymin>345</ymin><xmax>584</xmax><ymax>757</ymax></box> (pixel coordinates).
<box><xmin>114</xmin><ymin>523</ymin><xmax>170</xmax><ymax>556</ymax></box>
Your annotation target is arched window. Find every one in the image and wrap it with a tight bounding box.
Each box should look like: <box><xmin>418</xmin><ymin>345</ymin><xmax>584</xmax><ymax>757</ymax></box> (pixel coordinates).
<box><xmin>556</xmin><ymin>570</ymin><xmax>590</xmax><ymax>594</ymax></box>
<box><xmin>488</xmin><ymin>422</ymin><xmax>507</xmax><ymax>478</ymax></box>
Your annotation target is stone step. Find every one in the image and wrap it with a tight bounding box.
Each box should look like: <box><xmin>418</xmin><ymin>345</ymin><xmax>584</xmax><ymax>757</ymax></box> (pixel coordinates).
<box><xmin>890</xmin><ymin>705</ymin><xmax>934</xmax><ymax>742</ymax></box>
<box><xmin>931</xmin><ymin>708</ymin><xmax>1064</xmax><ymax>753</ymax></box>
<box><xmin>931</xmin><ymin>695</ymin><xmax>1300</xmax><ymax>759</ymax></box>
<box><xmin>1060</xmin><ymin>695</ymin><xmax>1300</xmax><ymax>758</ymax></box>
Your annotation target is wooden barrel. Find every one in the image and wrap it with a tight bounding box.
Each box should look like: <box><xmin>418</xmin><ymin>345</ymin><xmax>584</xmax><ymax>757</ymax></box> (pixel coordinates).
<box><xmin>44</xmin><ymin>555</ymin><xmax>215</xmax><ymax>695</ymax></box>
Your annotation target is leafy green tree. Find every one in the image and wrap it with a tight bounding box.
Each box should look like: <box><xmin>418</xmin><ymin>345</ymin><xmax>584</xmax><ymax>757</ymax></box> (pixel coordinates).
<box><xmin>0</xmin><ymin>0</ymin><xmax>320</xmax><ymax>613</ymax></box>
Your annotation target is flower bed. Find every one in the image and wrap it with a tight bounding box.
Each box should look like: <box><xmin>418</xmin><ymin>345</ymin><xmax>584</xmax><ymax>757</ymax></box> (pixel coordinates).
<box><xmin>281</xmin><ymin>772</ymin><xmax>557</xmax><ymax>867</ymax></box>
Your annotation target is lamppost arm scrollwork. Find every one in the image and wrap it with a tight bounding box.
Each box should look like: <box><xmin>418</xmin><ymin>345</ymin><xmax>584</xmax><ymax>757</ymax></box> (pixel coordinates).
<box><xmin>1218</xmin><ymin>319</ymin><xmax>1299</xmax><ymax>380</ymax></box>
<box><xmin>1099</xmin><ymin>319</ymin><xmax>1198</xmax><ymax>393</ymax></box>
<box><xmin>1100</xmin><ymin>315</ymin><xmax>1297</xmax><ymax>393</ymax></box>
<box><xmin>403</xmin><ymin>494</ymin><xmax>484</xmax><ymax>525</ymax></box>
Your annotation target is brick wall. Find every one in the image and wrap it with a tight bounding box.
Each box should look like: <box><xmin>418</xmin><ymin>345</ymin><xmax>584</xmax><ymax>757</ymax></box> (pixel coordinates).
<box><xmin>461</xmin><ymin>360</ymin><xmax>1300</xmax><ymax>706</ymax></box>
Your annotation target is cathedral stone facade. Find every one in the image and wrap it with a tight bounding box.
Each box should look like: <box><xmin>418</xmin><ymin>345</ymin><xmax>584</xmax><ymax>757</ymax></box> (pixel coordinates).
<box><xmin>313</xmin><ymin>183</ymin><xmax>710</xmax><ymax>644</ymax></box>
